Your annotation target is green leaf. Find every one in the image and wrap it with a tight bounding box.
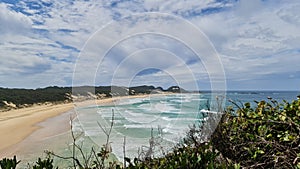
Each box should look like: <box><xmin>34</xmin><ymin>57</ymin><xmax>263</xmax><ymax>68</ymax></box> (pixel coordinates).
<box><xmin>197</xmin><ymin>156</ymin><xmax>201</xmax><ymax>163</ymax></box>
<box><xmin>279</xmin><ymin>114</ymin><xmax>286</xmax><ymax>121</ymax></box>
<box><xmin>266</xmin><ymin>133</ymin><xmax>272</xmax><ymax>139</ymax></box>
<box><xmin>245</xmin><ymin>102</ymin><xmax>251</xmax><ymax>108</ymax></box>
<box><xmin>256</xmin><ymin>150</ymin><xmax>265</xmax><ymax>154</ymax></box>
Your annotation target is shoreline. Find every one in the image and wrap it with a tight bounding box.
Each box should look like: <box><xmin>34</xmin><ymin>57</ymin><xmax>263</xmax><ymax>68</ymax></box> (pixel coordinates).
<box><xmin>0</xmin><ymin>93</ymin><xmax>173</xmax><ymax>158</ymax></box>
<box><xmin>0</xmin><ymin>103</ymin><xmax>74</xmax><ymax>158</ymax></box>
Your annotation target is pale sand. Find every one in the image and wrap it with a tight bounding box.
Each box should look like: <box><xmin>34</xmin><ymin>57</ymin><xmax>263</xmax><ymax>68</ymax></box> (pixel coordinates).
<box><xmin>0</xmin><ymin>93</ymin><xmax>171</xmax><ymax>158</ymax></box>
<box><xmin>0</xmin><ymin>103</ymin><xmax>74</xmax><ymax>158</ymax></box>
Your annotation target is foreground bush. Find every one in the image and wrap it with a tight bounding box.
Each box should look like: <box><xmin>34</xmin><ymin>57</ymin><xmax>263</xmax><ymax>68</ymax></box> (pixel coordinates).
<box><xmin>126</xmin><ymin>142</ymin><xmax>239</xmax><ymax>169</ymax></box>
<box><xmin>122</xmin><ymin>124</ymin><xmax>239</xmax><ymax>168</ymax></box>
<box><xmin>0</xmin><ymin>156</ymin><xmax>19</xmax><ymax>169</ymax></box>
<box><xmin>212</xmin><ymin>98</ymin><xmax>300</xmax><ymax>168</ymax></box>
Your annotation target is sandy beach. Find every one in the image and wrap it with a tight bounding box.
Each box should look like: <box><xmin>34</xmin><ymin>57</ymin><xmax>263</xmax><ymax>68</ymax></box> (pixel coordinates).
<box><xmin>0</xmin><ymin>103</ymin><xmax>74</xmax><ymax>158</ymax></box>
<box><xmin>0</xmin><ymin>93</ymin><xmax>166</xmax><ymax>158</ymax></box>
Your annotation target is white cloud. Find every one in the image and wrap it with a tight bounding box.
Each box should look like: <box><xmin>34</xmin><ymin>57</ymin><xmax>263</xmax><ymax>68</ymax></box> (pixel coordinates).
<box><xmin>0</xmin><ymin>0</ymin><xmax>299</xmax><ymax>90</ymax></box>
<box><xmin>188</xmin><ymin>0</ymin><xmax>300</xmax><ymax>89</ymax></box>
<box><xmin>0</xmin><ymin>3</ymin><xmax>32</xmax><ymax>36</ymax></box>
<box><xmin>235</xmin><ymin>0</ymin><xmax>263</xmax><ymax>18</ymax></box>
<box><xmin>71</xmin><ymin>12</ymin><xmax>226</xmax><ymax>91</ymax></box>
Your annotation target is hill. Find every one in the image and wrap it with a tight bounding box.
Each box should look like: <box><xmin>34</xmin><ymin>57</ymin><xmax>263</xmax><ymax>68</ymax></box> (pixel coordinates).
<box><xmin>0</xmin><ymin>85</ymin><xmax>188</xmax><ymax>109</ymax></box>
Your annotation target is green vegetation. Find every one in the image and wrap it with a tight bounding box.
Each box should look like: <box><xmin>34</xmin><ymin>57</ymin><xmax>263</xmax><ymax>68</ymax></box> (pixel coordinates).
<box><xmin>0</xmin><ymin>86</ymin><xmax>71</xmax><ymax>108</ymax></box>
<box><xmin>0</xmin><ymin>156</ymin><xmax>20</xmax><ymax>169</ymax></box>
<box><xmin>0</xmin><ymin>85</ymin><xmax>186</xmax><ymax>109</ymax></box>
<box><xmin>1</xmin><ymin>97</ymin><xmax>299</xmax><ymax>168</ymax></box>
<box><xmin>124</xmin><ymin>141</ymin><xmax>239</xmax><ymax>169</ymax></box>
<box><xmin>213</xmin><ymin>97</ymin><xmax>300</xmax><ymax>168</ymax></box>
<box><xmin>32</xmin><ymin>157</ymin><xmax>57</xmax><ymax>169</ymax></box>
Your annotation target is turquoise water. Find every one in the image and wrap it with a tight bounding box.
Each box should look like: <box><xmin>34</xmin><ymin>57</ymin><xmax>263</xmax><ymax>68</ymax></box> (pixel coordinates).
<box><xmin>74</xmin><ymin>94</ymin><xmax>210</xmax><ymax>160</ymax></box>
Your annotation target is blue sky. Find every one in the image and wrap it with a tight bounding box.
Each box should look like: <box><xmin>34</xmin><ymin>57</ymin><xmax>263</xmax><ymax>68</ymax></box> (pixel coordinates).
<box><xmin>0</xmin><ymin>0</ymin><xmax>299</xmax><ymax>90</ymax></box>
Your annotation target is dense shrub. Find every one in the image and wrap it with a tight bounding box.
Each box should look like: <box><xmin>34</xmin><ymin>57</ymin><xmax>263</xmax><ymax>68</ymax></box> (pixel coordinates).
<box><xmin>32</xmin><ymin>157</ymin><xmax>57</xmax><ymax>169</ymax></box>
<box><xmin>126</xmin><ymin>141</ymin><xmax>239</xmax><ymax>169</ymax></box>
<box><xmin>212</xmin><ymin>98</ymin><xmax>300</xmax><ymax>168</ymax></box>
<box><xmin>0</xmin><ymin>156</ymin><xmax>20</xmax><ymax>169</ymax></box>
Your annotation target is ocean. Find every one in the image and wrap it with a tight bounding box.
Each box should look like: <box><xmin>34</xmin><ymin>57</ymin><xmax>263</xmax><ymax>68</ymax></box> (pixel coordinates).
<box><xmin>16</xmin><ymin>91</ymin><xmax>300</xmax><ymax>167</ymax></box>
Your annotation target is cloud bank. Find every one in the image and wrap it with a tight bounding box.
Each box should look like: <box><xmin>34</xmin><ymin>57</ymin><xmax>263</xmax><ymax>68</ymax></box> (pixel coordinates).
<box><xmin>0</xmin><ymin>0</ymin><xmax>299</xmax><ymax>90</ymax></box>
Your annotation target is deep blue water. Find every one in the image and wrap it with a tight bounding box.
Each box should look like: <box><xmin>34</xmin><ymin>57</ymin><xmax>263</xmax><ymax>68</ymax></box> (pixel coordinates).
<box><xmin>225</xmin><ymin>91</ymin><xmax>299</xmax><ymax>104</ymax></box>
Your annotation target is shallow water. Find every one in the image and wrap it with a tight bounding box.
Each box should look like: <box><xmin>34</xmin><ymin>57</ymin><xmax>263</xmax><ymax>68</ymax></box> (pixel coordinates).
<box><xmin>74</xmin><ymin>94</ymin><xmax>207</xmax><ymax>160</ymax></box>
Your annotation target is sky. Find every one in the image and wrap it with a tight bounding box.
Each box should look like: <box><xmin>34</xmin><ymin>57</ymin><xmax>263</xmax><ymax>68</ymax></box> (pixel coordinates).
<box><xmin>0</xmin><ymin>0</ymin><xmax>299</xmax><ymax>91</ymax></box>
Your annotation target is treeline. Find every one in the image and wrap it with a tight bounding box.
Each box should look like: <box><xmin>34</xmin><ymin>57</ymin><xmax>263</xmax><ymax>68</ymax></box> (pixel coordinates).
<box><xmin>0</xmin><ymin>86</ymin><xmax>71</xmax><ymax>108</ymax></box>
<box><xmin>0</xmin><ymin>85</ymin><xmax>187</xmax><ymax>108</ymax></box>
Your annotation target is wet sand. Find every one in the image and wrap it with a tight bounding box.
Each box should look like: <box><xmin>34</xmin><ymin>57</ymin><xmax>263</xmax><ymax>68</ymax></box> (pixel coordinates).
<box><xmin>0</xmin><ymin>103</ymin><xmax>74</xmax><ymax>158</ymax></box>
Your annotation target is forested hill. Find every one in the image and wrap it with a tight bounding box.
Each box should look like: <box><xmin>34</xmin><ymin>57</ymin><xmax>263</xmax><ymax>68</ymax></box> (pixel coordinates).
<box><xmin>0</xmin><ymin>85</ymin><xmax>188</xmax><ymax>109</ymax></box>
